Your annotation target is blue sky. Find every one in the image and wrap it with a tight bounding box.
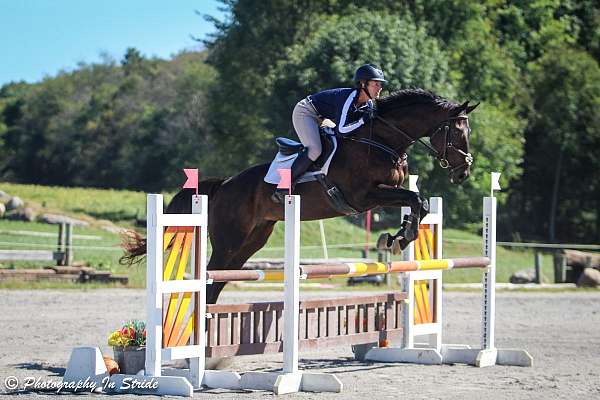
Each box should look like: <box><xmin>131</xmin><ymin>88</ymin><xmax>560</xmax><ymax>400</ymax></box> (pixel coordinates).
<box><xmin>0</xmin><ymin>0</ymin><xmax>226</xmax><ymax>86</ymax></box>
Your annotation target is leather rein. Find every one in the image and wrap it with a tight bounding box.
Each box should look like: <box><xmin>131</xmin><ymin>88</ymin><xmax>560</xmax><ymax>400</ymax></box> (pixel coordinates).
<box><xmin>342</xmin><ymin>114</ymin><xmax>474</xmax><ymax>173</ymax></box>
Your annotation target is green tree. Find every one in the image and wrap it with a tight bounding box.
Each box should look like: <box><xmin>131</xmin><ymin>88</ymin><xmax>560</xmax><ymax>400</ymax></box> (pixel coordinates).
<box><xmin>0</xmin><ymin>49</ymin><xmax>216</xmax><ymax>191</ymax></box>
<box><xmin>204</xmin><ymin>0</ymin><xmax>416</xmax><ymax>172</ymax></box>
<box><xmin>268</xmin><ymin>12</ymin><xmax>454</xmax><ymax>138</ymax></box>
<box><xmin>514</xmin><ymin>46</ymin><xmax>600</xmax><ymax>242</ymax></box>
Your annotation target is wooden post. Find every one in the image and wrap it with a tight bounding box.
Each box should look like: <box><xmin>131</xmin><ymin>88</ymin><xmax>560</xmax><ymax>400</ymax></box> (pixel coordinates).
<box><xmin>145</xmin><ymin>194</ymin><xmax>163</xmax><ymax>378</ymax></box>
<box><xmin>57</xmin><ymin>223</ymin><xmax>65</xmax><ymax>266</ymax></box>
<box><xmin>378</xmin><ymin>248</ymin><xmax>391</xmax><ymax>287</ymax></box>
<box><xmin>65</xmin><ymin>223</ymin><xmax>73</xmax><ymax>266</ymax></box>
<box><xmin>283</xmin><ymin>195</ymin><xmax>300</xmax><ymax>374</ymax></box>
<box><xmin>481</xmin><ymin>196</ymin><xmax>496</xmax><ymax>351</ymax></box>
<box><xmin>553</xmin><ymin>252</ymin><xmax>567</xmax><ymax>283</ymax></box>
<box><xmin>189</xmin><ymin>195</ymin><xmax>206</xmax><ymax>387</ymax></box>
<box><xmin>534</xmin><ymin>252</ymin><xmax>542</xmax><ymax>284</ymax></box>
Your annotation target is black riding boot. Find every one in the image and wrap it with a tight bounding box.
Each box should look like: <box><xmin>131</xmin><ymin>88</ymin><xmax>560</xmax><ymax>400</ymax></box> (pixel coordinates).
<box><xmin>271</xmin><ymin>149</ymin><xmax>314</xmax><ymax>204</ymax></box>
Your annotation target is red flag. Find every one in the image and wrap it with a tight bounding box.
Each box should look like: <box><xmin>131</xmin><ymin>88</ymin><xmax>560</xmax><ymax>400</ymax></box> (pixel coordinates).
<box><xmin>277</xmin><ymin>168</ymin><xmax>292</xmax><ymax>195</ymax></box>
<box><xmin>182</xmin><ymin>168</ymin><xmax>199</xmax><ymax>194</ymax></box>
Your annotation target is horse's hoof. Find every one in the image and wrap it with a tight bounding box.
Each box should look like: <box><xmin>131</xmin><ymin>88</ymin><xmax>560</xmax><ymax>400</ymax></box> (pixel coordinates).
<box><xmin>392</xmin><ymin>237</ymin><xmax>410</xmax><ymax>254</ymax></box>
<box><xmin>391</xmin><ymin>238</ymin><xmax>402</xmax><ymax>255</ymax></box>
<box><xmin>376</xmin><ymin>233</ymin><xmax>393</xmax><ymax>250</ymax></box>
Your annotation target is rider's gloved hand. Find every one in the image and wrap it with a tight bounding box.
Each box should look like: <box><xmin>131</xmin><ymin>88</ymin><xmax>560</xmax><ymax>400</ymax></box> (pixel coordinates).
<box><xmin>359</xmin><ymin>101</ymin><xmax>377</xmax><ymax>124</ymax></box>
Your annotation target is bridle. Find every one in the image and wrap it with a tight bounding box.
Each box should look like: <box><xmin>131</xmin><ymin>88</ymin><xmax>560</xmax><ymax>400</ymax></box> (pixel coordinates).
<box><xmin>427</xmin><ymin>116</ymin><xmax>474</xmax><ymax>173</ymax></box>
<box><xmin>344</xmin><ymin>113</ymin><xmax>473</xmax><ymax>173</ymax></box>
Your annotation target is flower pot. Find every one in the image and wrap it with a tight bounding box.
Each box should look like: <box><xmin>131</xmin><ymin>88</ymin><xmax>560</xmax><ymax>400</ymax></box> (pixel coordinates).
<box><xmin>113</xmin><ymin>346</ymin><xmax>146</xmax><ymax>374</ymax></box>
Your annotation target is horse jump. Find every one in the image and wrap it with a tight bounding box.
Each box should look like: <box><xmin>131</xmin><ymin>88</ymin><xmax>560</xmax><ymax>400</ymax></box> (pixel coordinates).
<box><xmin>142</xmin><ymin>191</ymin><xmax>530</xmax><ymax>395</ymax></box>
<box><xmin>63</xmin><ymin>191</ymin><xmax>532</xmax><ymax>396</ymax></box>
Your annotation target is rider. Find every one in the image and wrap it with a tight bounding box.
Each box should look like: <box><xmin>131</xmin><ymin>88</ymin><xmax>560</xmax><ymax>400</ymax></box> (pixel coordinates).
<box><xmin>272</xmin><ymin>63</ymin><xmax>386</xmax><ymax>203</ymax></box>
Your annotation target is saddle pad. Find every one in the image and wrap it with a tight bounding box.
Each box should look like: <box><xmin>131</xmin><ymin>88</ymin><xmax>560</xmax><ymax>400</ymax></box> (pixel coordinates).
<box><xmin>264</xmin><ymin>130</ymin><xmax>338</xmax><ymax>185</ymax></box>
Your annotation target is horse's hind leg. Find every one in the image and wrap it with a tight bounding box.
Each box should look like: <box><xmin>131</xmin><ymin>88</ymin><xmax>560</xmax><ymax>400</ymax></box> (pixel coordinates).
<box><xmin>206</xmin><ymin>221</ymin><xmax>277</xmax><ymax>304</ymax></box>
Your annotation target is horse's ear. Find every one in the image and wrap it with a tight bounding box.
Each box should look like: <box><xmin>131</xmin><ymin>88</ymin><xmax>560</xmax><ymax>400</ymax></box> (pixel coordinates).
<box><xmin>465</xmin><ymin>102</ymin><xmax>480</xmax><ymax>114</ymax></box>
<box><xmin>453</xmin><ymin>101</ymin><xmax>469</xmax><ymax>116</ymax></box>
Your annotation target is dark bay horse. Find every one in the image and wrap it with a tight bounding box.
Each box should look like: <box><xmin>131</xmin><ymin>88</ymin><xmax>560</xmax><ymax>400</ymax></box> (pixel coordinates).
<box><xmin>122</xmin><ymin>89</ymin><xmax>478</xmax><ymax>304</ymax></box>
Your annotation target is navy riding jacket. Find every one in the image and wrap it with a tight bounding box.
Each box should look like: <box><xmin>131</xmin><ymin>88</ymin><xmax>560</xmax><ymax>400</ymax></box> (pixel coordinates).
<box><xmin>307</xmin><ymin>88</ymin><xmax>372</xmax><ymax>136</ymax></box>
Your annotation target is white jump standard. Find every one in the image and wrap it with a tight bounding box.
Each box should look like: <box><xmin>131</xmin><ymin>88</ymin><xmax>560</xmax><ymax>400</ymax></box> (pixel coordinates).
<box><xmin>362</xmin><ymin>197</ymin><xmax>533</xmax><ymax>367</ymax></box>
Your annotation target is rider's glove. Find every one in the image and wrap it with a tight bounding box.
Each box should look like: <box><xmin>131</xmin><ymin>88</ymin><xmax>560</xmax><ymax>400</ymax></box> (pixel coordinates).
<box><xmin>359</xmin><ymin>101</ymin><xmax>377</xmax><ymax>124</ymax></box>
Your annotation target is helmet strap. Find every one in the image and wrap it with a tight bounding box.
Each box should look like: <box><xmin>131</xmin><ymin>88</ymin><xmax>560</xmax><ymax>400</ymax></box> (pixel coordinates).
<box><xmin>361</xmin><ymin>81</ymin><xmax>373</xmax><ymax>100</ymax></box>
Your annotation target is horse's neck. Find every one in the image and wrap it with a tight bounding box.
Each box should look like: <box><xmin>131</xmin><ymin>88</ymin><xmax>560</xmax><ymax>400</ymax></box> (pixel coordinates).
<box><xmin>372</xmin><ymin>106</ymin><xmax>446</xmax><ymax>152</ymax></box>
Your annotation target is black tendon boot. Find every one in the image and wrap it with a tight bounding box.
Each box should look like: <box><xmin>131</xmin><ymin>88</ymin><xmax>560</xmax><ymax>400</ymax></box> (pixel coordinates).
<box><xmin>271</xmin><ymin>148</ymin><xmax>314</xmax><ymax>204</ymax></box>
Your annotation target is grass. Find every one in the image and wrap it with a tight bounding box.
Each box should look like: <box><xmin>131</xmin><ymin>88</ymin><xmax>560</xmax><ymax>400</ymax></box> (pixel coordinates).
<box><xmin>0</xmin><ymin>182</ymin><xmax>148</xmax><ymax>227</ymax></box>
<box><xmin>0</xmin><ymin>182</ymin><xmax>558</xmax><ymax>289</ymax></box>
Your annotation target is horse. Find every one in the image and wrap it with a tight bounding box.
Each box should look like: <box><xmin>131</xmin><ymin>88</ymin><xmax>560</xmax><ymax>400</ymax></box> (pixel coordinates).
<box><xmin>122</xmin><ymin>88</ymin><xmax>478</xmax><ymax>304</ymax></box>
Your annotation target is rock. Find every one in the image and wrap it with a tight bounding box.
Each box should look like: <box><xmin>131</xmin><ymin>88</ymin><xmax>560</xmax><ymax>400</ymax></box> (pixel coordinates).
<box><xmin>0</xmin><ymin>203</ymin><xmax>5</xmax><ymax>218</ymax></box>
<box><xmin>6</xmin><ymin>196</ymin><xmax>24</xmax><ymax>210</ymax></box>
<box><xmin>509</xmin><ymin>268</ymin><xmax>537</xmax><ymax>284</ymax></box>
<box><xmin>576</xmin><ymin>267</ymin><xmax>600</xmax><ymax>287</ymax></box>
<box><xmin>101</xmin><ymin>225</ymin><xmax>128</xmax><ymax>234</ymax></box>
<box><xmin>5</xmin><ymin>207</ymin><xmax>36</xmax><ymax>222</ymax></box>
<box><xmin>38</xmin><ymin>213</ymin><xmax>89</xmax><ymax>226</ymax></box>
<box><xmin>561</xmin><ymin>249</ymin><xmax>600</xmax><ymax>269</ymax></box>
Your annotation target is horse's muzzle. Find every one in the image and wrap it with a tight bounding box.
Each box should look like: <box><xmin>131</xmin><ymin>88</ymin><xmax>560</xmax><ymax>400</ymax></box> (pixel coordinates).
<box><xmin>450</xmin><ymin>168</ymin><xmax>470</xmax><ymax>184</ymax></box>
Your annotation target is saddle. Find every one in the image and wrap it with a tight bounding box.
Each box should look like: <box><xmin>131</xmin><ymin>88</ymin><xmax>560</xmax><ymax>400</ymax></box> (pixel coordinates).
<box><xmin>265</xmin><ymin>126</ymin><xmax>358</xmax><ymax>215</ymax></box>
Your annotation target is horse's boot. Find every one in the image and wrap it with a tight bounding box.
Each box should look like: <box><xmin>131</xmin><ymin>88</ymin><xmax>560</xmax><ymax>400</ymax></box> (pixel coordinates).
<box><xmin>271</xmin><ymin>149</ymin><xmax>314</xmax><ymax>204</ymax></box>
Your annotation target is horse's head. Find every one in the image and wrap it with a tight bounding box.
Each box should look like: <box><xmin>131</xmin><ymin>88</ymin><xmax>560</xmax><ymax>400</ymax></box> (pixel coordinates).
<box><xmin>429</xmin><ymin>101</ymin><xmax>479</xmax><ymax>184</ymax></box>
<box><xmin>374</xmin><ymin>90</ymin><xmax>480</xmax><ymax>185</ymax></box>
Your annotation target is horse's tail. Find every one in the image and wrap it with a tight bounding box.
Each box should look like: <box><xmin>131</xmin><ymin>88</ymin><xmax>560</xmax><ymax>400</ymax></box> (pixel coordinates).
<box><xmin>119</xmin><ymin>178</ymin><xmax>225</xmax><ymax>266</ymax></box>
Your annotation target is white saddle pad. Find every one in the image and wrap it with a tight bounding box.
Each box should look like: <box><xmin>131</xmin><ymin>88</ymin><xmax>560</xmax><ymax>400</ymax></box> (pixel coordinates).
<box><xmin>264</xmin><ymin>130</ymin><xmax>338</xmax><ymax>185</ymax></box>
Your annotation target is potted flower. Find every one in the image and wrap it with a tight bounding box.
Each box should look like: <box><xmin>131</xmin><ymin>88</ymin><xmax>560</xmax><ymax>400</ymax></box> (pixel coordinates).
<box><xmin>108</xmin><ymin>320</ymin><xmax>146</xmax><ymax>374</ymax></box>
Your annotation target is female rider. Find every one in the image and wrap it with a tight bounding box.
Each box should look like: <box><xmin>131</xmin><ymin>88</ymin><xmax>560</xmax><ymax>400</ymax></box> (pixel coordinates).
<box><xmin>272</xmin><ymin>63</ymin><xmax>386</xmax><ymax>203</ymax></box>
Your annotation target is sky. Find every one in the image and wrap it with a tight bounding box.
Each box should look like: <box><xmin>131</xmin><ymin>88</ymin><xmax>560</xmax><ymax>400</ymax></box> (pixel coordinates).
<box><xmin>0</xmin><ymin>0</ymin><xmax>226</xmax><ymax>86</ymax></box>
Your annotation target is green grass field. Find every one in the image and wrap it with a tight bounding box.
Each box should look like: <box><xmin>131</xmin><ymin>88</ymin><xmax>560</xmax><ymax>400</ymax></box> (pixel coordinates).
<box><xmin>0</xmin><ymin>182</ymin><xmax>555</xmax><ymax>288</ymax></box>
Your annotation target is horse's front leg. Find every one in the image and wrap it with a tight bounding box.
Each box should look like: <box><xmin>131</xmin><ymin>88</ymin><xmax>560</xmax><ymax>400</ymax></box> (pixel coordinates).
<box><xmin>367</xmin><ymin>186</ymin><xmax>429</xmax><ymax>254</ymax></box>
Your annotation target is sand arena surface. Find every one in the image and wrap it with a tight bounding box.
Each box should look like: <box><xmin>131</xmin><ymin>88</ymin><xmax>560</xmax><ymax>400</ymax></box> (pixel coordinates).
<box><xmin>0</xmin><ymin>289</ymin><xmax>599</xmax><ymax>399</ymax></box>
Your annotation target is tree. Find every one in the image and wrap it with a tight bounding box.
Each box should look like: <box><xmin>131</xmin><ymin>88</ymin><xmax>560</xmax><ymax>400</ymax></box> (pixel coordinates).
<box><xmin>0</xmin><ymin>50</ymin><xmax>217</xmax><ymax>191</ymax></box>
<box><xmin>515</xmin><ymin>46</ymin><xmax>600</xmax><ymax>242</ymax></box>
<box><xmin>204</xmin><ymin>0</ymin><xmax>416</xmax><ymax>171</ymax></box>
<box><xmin>268</xmin><ymin>12</ymin><xmax>454</xmax><ymax>137</ymax></box>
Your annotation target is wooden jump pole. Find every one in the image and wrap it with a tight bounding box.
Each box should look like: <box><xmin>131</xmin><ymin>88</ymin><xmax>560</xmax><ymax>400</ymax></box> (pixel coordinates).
<box><xmin>206</xmin><ymin>257</ymin><xmax>490</xmax><ymax>282</ymax></box>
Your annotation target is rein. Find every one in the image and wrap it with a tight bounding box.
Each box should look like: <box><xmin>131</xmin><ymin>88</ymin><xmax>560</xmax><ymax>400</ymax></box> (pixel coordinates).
<box><xmin>342</xmin><ymin>114</ymin><xmax>473</xmax><ymax>172</ymax></box>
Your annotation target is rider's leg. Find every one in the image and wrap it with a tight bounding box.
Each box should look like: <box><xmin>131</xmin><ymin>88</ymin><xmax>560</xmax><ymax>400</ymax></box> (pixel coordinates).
<box><xmin>272</xmin><ymin>99</ymin><xmax>321</xmax><ymax>203</ymax></box>
<box><xmin>292</xmin><ymin>99</ymin><xmax>322</xmax><ymax>162</ymax></box>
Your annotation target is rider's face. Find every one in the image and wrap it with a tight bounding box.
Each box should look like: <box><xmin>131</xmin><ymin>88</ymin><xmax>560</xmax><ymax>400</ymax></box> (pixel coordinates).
<box><xmin>366</xmin><ymin>80</ymin><xmax>383</xmax><ymax>99</ymax></box>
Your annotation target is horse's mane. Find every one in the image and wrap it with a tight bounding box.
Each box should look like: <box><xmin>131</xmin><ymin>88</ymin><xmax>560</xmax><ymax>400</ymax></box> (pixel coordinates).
<box><xmin>377</xmin><ymin>88</ymin><xmax>458</xmax><ymax>114</ymax></box>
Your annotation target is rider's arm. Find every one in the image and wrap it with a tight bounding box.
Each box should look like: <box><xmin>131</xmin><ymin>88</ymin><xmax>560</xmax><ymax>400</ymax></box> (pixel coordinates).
<box><xmin>338</xmin><ymin>90</ymin><xmax>365</xmax><ymax>135</ymax></box>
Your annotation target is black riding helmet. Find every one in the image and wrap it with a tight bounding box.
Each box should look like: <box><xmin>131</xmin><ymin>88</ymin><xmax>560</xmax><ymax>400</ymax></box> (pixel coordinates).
<box><xmin>353</xmin><ymin>64</ymin><xmax>387</xmax><ymax>87</ymax></box>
